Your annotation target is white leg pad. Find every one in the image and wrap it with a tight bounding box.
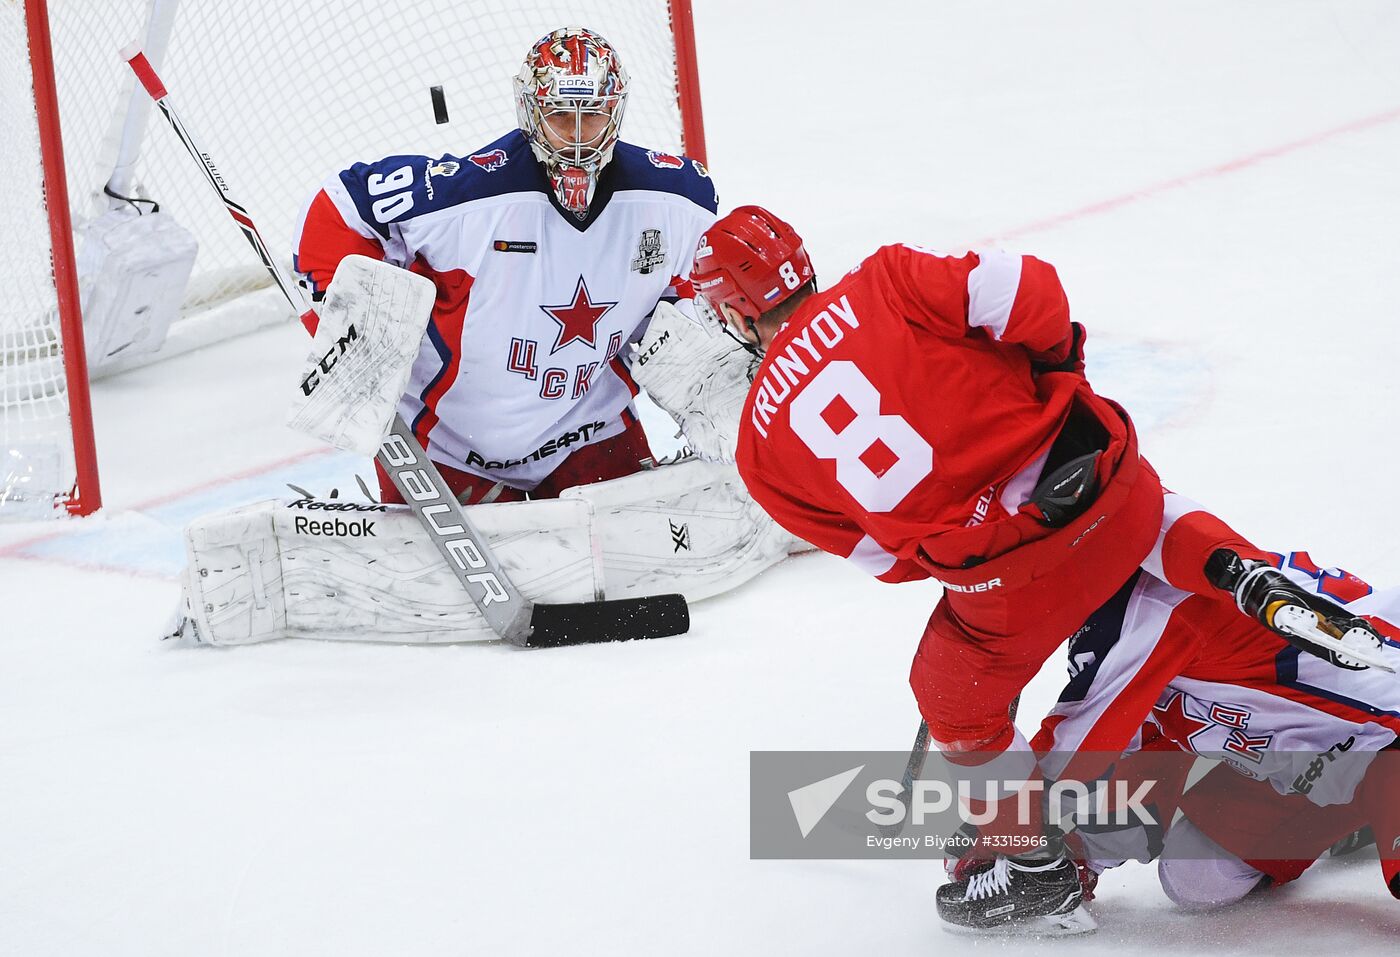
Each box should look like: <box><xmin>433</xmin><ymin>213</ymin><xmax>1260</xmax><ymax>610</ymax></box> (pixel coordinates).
<box><xmin>174</xmin><ymin>459</ymin><xmax>806</xmax><ymax>646</ymax></box>
<box><xmin>562</xmin><ymin>458</ymin><xmax>804</xmax><ymax>603</ymax></box>
<box><xmin>177</xmin><ymin>497</ymin><xmax>598</xmax><ymax>646</ymax></box>
<box><xmin>179</xmin><ymin>504</ymin><xmax>288</xmax><ymax>645</ymax></box>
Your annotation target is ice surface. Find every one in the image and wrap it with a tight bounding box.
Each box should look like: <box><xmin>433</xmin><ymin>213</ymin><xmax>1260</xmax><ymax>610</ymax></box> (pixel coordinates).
<box><xmin>4</xmin><ymin>2</ymin><xmax>1400</xmax><ymax>954</ymax></box>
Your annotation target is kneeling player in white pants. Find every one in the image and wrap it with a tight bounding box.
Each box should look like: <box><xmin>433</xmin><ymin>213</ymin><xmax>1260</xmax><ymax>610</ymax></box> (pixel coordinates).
<box><xmin>1032</xmin><ymin>550</ymin><xmax>1400</xmax><ymax>911</ymax></box>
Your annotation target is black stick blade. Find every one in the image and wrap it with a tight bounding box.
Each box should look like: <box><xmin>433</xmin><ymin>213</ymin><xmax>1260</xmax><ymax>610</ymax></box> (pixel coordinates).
<box><xmin>524</xmin><ymin>595</ymin><xmax>689</xmax><ymax>648</ymax></box>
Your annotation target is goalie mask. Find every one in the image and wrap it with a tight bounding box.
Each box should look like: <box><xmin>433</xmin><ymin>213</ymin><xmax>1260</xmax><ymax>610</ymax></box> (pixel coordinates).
<box><xmin>689</xmin><ymin>206</ymin><xmax>815</xmax><ymax>350</ymax></box>
<box><xmin>514</xmin><ymin>26</ymin><xmax>629</xmax><ymax>218</ymax></box>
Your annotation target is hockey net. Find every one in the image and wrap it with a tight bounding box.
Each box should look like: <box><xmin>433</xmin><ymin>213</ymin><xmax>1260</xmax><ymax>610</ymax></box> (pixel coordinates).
<box><xmin>3</xmin><ymin>0</ymin><xmax>704</xmax><ymax>519</ymax></box>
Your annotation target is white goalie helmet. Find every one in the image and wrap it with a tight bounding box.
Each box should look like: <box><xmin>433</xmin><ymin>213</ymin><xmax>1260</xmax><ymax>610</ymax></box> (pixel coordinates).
<box><xmin>514</xmin><ymin>26</ymin><xmax>630</xmax><ymax>218</ymax></box>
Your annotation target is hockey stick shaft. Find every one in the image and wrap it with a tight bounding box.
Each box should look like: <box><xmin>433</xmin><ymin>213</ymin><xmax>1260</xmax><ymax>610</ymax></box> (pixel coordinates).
<box><xmin>123</xmin><ymin>49</ymin><xmax>687</xmax><ymax>647</ymax></box>
<box><xmin>878</xmin><ymin>696</ymin><xmax>1020</xmax><ymax>839</ymax></box>
<box><xmin>875</xmin><ymin>719</ymin><xmax>930</xmax><ymax>838</ymax></box>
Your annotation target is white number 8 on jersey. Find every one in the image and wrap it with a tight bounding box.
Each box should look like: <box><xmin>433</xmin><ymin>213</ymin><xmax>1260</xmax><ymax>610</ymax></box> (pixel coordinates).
<box><xmin>789</xmin><ymin>361</ymin><xmax>933</xmax><ymax>513</ymax></box>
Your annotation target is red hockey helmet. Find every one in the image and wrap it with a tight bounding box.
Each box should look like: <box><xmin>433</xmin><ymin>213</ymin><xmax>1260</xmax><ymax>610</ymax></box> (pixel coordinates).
<box><xmin>690</xmin><ymin>205</ymin><xmax>814</xmax><ymax>339</ymax></box>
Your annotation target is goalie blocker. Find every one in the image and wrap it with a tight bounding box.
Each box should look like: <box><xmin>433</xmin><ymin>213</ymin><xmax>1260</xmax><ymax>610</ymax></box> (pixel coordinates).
<box><xmin>168</xmin><ymin>458</ymin><xmax>801</xmax><ymax>646</ymax></box>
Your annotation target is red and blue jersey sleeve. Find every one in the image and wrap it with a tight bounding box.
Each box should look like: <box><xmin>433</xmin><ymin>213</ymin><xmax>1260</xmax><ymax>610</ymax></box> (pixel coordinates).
<box><xmin>291</xmin><ymin>188</ymin><xmax>388</xmax><ymax>312</ymax></box>
<box><xmin>290</xmin><ymin>131</ymin><xmax>537</xmax><ymax>331</ymax></box>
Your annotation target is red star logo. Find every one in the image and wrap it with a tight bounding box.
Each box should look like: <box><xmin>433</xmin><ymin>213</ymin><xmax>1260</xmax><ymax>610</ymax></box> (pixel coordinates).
<box><xmin>1150</xmin><ymin>691</ymin><xmax>1213</xmax><ymax>750</ymax></box>
<box><xmin>540</xmin><ymin>276</ymin><xmax>617</xmax><ymax>354</ymax></box>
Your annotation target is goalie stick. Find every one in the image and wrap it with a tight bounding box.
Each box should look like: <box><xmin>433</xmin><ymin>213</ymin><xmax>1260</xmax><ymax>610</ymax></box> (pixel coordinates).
<box><xmin>124</xmin><ymin>48</ymin><xmax>688</xmax><ymax>648</ymax></box>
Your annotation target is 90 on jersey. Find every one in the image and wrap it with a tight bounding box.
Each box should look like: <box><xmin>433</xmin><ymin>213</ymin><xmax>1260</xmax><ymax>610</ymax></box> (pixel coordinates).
<box><xmin>366</xmin><ymin>165</ymin><xmax>416</xmax><ymax>223</ymax></box>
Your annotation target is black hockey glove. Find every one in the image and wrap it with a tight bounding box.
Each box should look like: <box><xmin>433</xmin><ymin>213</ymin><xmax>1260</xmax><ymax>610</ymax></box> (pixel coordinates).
<box><xmin>1206</xmin><ymin>549</ymin><xmax>1392</xmax><ymax>672</ymax></box>
<box><xmin>1030</xmin><ymin>322</ymin><xmax>1086</xmax><ymax>377</ymax></box>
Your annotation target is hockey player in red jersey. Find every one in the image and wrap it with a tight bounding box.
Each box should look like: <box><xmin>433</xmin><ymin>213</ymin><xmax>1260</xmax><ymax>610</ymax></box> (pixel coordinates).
<box><xmin>291</xmin><ymin>27</ymin><xmax>717</xmax><ymax>506</ymax></box>
<box><xmin>687</xmin><ymin>206</ymin><xmax>1392</xmax><ymax>935</ymax></box>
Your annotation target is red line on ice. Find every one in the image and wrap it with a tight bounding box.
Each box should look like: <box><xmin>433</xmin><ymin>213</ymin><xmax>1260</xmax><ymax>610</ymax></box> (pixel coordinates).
<box><xmin>0</xmin><ymin>446</ymin><xmax>333</xmax><ymax>566</ymax></box>
<box><xmin>128</xmin><ymin>446</ymin><xmax>334</xmax><ymax>512</ymax></box>
<box><xmin>976</xmin><ymin>104</ymin><xmax>1400</xmax><ymax>244</ymax></box>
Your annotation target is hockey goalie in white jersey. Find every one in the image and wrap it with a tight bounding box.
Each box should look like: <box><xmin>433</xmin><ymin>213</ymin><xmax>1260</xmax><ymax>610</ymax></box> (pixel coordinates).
<box><xmin>169</xmin><ymin>27</ymin><xmax>794</xmax><ymax>647</ymax></box>
<box><xmin>295</xmin><ymin>26</ymin><xmax>716</xmax><ymax>505</ymax></box>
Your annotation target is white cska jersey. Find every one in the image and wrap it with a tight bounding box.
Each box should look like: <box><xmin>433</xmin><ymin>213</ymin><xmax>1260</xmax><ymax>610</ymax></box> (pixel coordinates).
<box><xmin>293</xmin><ymin>130</ymin><xmax>717</xmax><ymax>489</ymax></box>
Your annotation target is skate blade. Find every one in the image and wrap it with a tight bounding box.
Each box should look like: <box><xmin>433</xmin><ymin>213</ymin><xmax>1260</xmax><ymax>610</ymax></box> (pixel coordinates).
<box><xmin>941</xmin><ymin>904</ymin><xmax>1098</xmax><ymax>938</ymax></box>
<box><xmin>1273</xmin><ymin>605</ymin><xmax>1395</xmax><ymax>672</ymax></box>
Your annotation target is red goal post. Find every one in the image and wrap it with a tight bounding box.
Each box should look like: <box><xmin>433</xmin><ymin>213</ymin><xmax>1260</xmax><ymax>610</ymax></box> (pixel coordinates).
<box><xmin>2</xmin><ymin>0</ymin><xmax>707</xmax><ymax>520</ymax></box>
<box><xmin>3</xmin><ymin>0</ymin><xmax>100</xmax><ymax>517</ymax></box>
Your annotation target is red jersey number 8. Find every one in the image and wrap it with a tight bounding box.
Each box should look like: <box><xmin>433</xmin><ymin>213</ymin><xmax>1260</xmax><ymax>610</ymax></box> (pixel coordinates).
<box><xmin>789</xmin><ymin>361</ymin><xmax>933</xmax><ymax>513</ymax></box>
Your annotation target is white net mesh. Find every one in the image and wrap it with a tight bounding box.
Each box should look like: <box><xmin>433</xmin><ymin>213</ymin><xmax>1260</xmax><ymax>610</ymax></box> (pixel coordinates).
<box><xmin>53</xmin><ymin>0</ymin><xmax>689</xmax><ymax>325</ymax></box>
<box><xmin>1</xmin><ymin>1</ymin><xmax>73</xmax><ymax>517</ymax></box>
<box><xmin>4</xmin><ymin>0</ymin><xmax>693</xmax><ymax>518</ymax></box>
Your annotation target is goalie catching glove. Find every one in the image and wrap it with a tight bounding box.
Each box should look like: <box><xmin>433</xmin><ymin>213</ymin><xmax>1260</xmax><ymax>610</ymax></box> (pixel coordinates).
<box><xmin>1207</xmin><ymin>549</ymin><xmax>1394</xmax><ymax>672</ymax></box>
<box><xmin>630</xmin><ymin>299</ymin><xmax>757</xmax><ymax>463</ymax></box>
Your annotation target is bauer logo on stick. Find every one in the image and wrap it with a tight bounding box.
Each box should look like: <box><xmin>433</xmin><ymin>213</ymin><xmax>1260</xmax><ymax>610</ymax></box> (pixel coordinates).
<box><xmin>380</xmin><ymin>431</ymin><xmax>512</xmax><ymax>607</ymax></box>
